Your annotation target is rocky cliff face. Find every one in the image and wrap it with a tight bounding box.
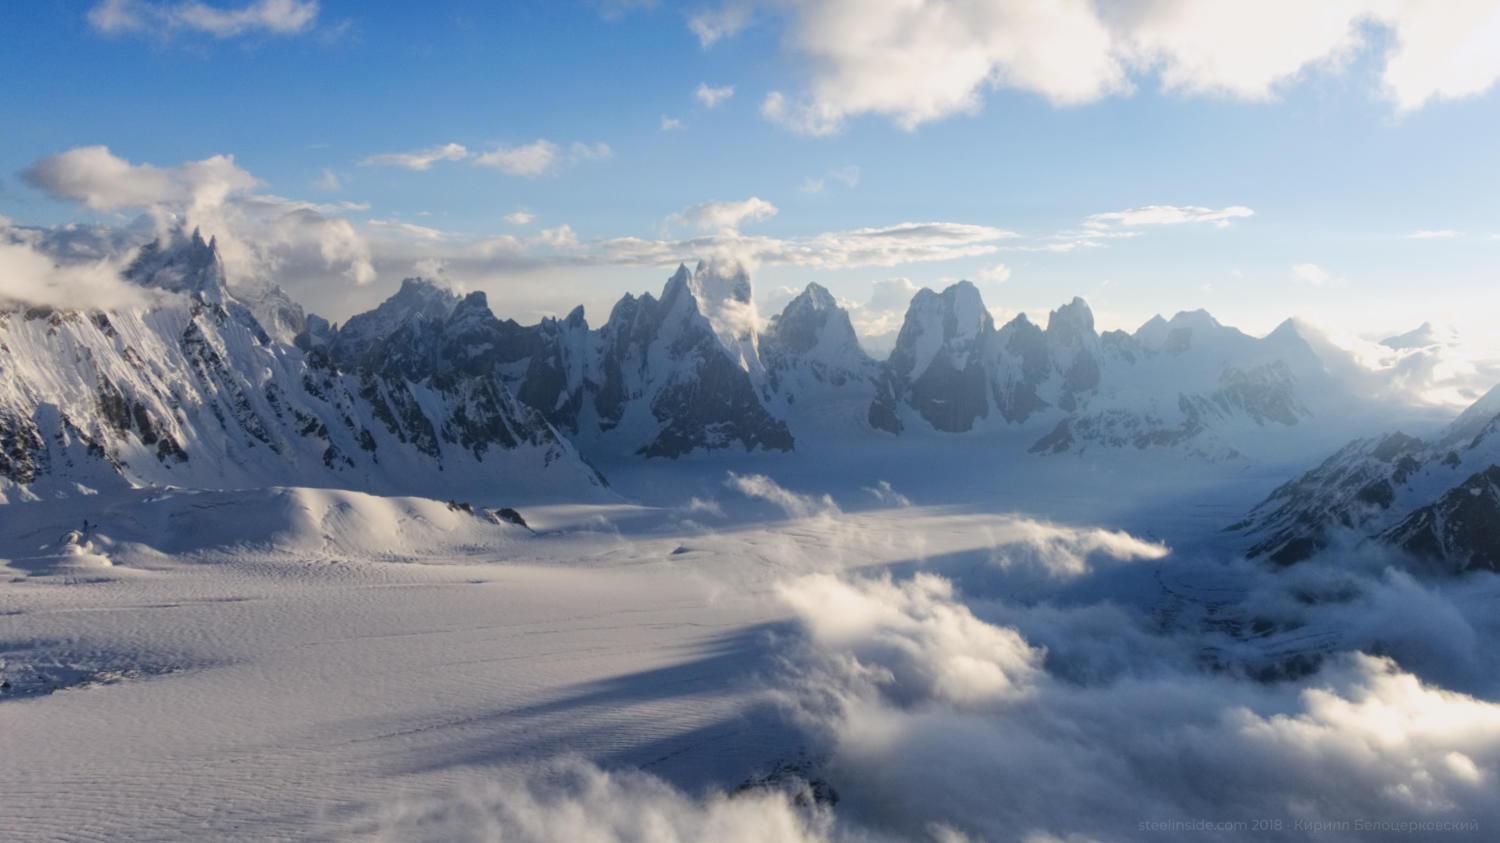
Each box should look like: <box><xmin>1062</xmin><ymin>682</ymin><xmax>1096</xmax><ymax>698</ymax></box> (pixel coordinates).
<box><xmin>869</xmin><ymin>281</ymin><xmax>993</xmax><ymax>434</ymax></box>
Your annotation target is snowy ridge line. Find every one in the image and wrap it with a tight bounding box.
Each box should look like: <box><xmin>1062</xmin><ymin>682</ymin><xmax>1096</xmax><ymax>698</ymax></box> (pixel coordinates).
<box><xmin>1</xmin><ymin>226</ymin><xmax>1487</xmax><ymax>505</ymax></box>
<box><xmin>1233</xmin><ymin>379</ymin><xmax>1500</xmax><ymax>573</ymax></box>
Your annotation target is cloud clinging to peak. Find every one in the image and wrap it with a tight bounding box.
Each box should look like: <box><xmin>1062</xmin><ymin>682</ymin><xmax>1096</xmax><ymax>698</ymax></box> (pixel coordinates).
<box><xmin>21</xmin><ymin>145</ymin><xmax>374</xmax><ymax>289</ymax></box>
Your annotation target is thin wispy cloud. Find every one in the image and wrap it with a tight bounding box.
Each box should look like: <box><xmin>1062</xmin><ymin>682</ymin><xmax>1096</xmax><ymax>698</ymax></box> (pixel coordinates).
<box><xmin>88</xmin><ymin>0</ymin><xmax>320</xmax><ymax>39</ymax></box>
<box><xmin>360</xmin><ymin>143</ymin><xmax>469</xmax><ymax>171</ymax></box>
<box><xmin>660</xmin><ymin>115</ymin><xmax>684</xmax><ymax>131</ymax></box>
<box><xmin>504</xmin><ymin>211</ymin><xmax>535</xmax><ymax>225</ymax></box>
<box><xmin>312</xmin><ymin>168</ymin><xmax>341</xmax><ymax>191</ymax></box>
<box><xmin>361</xmin><ymin>140</ymin><xmax>610</xmax><ymax>177</ymax></box>
<box><xmin>1086</xmin><ymin>204</ymin><xmax>1255</xmax><ymax>228</ymax></box>
<box><xmin>567</xmin><ymin>141</ymin><xmax>613</xmax><ymax>163</ymax></box>
<box><xmin>687</xmin><ymin>3</ymin><xmax>750</xmax><ymax>47</ymax></box>
<box><xmin>694</xmin><ymin>83</ymin><xmax>735</xmax><ymax>108</ymax></box>
<box><xmin>474</xmin><ymin>140</ymin><xmax>612</xmax><ymax>175</ymax></box>
<box><xmin>368</xmin><ymin>219</ymin><xmax>450</xmax><ymax>241</ymax></box>
<box><xmin>448</xmin><ymin>219</ymin><xmax>1026</xmax><ymax>276</ymax></box>
<box><xmin>1407</xmin><ymin>229</ymin><xmax>1460</xmax><ymax>239</ymax></box>
<box><xmin>1292</xmin><ymin>262</ymin><xmax>1337</xmax><ymax>286</ymax></box>
<box><xmin>999</xmin><ymin>240</ymin><xmax>1106</xmax><ymax>253</ymax></box>
<box><xmin>974</xmin><ymin>263</ymin><xmax>1011</xmax><ymax>284</ymax></box>
<box><xmin>800</xmin><ymin>165</ymin><xmax>860</xmax><ymax>194</ymax></box>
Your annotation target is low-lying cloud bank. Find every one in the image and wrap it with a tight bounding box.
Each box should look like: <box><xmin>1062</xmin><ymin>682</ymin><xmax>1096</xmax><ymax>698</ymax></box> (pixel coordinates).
<box><xmin>356</xmin><ymin>495</ymin><xmax>1500</xmax><ymax>841</ymax></box>
<box><xmin>775</xmin><ymin>572</ymin><xmax>1500</xmax><ymax>841</ymax></box>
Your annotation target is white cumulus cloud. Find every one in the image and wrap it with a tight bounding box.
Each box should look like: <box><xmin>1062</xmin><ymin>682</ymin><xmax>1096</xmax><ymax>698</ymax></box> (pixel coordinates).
<box><xmin>670</xmin><ymin>197</ymin><xmax>778</xmax><ymax>233</ymax></box>
<box><xmin>747</xmin><ymin>0</ymin><xmax>1500</xmax><ymax>134</ymax></box>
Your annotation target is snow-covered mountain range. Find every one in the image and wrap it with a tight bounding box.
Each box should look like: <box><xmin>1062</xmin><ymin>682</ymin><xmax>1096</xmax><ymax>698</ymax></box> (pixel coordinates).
<box><xmin>0</xmin><ymin>228</ymin><xmax>1480</xmax><ymax>504</ymax></box>
<box><xmin>0</xmin><ymin>230</ymin><xmax>605</xmax><ymax>504</ymax></box>
<box><xmin>1231</xmin><ymin>382</ymin><xmax>1500</xmax><ymax>572</ymax></box>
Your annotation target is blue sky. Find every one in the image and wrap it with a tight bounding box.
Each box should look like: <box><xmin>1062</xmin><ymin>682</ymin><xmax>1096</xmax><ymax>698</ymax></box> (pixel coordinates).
<box><xmin>3</xmin><ymin>0</ymin><xmax>1500</xmax><ymax>349</ymax></box>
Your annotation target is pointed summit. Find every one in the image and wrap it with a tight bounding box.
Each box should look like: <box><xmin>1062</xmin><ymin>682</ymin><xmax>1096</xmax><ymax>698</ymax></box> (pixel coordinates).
<box><xmin>767</xmin><ymin>282</ymin><xmax>862</xmax><ymax>358</ymax></box>
<box><xmin>378</xmin><ymin>278</ymin><xmax>460</xmax><ymax>323</ymax></box>
<box><xmin>1167</xmin><ymin>308</ymin><xmax>1222</xmax><ymax>331</ymax></box>
<box><xmin>874</xmin><ymin>280</ymin><xmax>995</xmax><ymax>433</ymax></box>
<box><xmin>124</xmin><ymin>226</ymin><xmax>229</xmax><ymax>300</ymax></box>
<box><xmin>660</xmin><ymin>258</ymin><xmax>761</xmax><ymax>373</ymax></box>
<box><xmin>329</xmin><ymin>277</ymin><xmax>460</xmax><ymax>369</ymax></box>
<box><xmin>1380</xmin><ymin>321</ymin><xmax>1456</xmax><ymax>350</ymax></box>
<box><xmin>661</xmin><ymin>263</ymin><xmax>693</xmax><ymax>307</ymax></box>
<box><xmin>1159</xmin><ymin>308</ymin><xmax>1233</xmax><ymax>353</ymax></box>
<box><xmin>1045</xmin><ymin>296</ymin><xmax>1096</xmax><ymax>344</ymax></box>
<box><xmin>1133</xmin><ymin>314</ymin><xmax>1170</xmax><ymax>348</ymax></box>
<box><xmin>793</xmin><ymin>280</ymin><xmax>838</xmax><ymax>311</ymax></box>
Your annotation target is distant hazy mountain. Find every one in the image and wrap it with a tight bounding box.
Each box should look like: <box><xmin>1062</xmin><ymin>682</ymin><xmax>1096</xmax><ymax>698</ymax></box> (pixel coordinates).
<box><xmin>859</xmin><ymin>280</ymin><xmax>1406</xmax><ymax>461</ymax></box>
